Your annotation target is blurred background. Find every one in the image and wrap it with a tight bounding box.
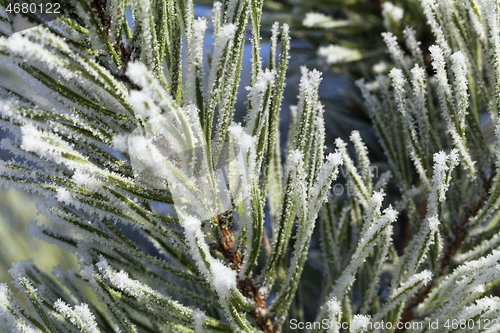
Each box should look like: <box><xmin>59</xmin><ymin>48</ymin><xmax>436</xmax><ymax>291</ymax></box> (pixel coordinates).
<box><xmin>0</xmin><ymin>65</ymin><xmax>78</xmax><ymax>285</ymax></box>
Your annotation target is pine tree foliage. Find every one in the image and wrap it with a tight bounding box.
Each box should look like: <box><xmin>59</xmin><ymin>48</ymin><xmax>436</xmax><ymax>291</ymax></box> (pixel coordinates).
<box><xmin>350</xmin><ymin>0</ymin><xmax>500</xmax><ymax>331</ymax></box>
<box><xmin>0</xmin><ymin>0</ymin><xmax>341</xmax><ymax>331</ymax></box>
<box><xmin>1</xmin><ymin>0</ymin><xmax>500</xmax><ymax>332</ymax></box>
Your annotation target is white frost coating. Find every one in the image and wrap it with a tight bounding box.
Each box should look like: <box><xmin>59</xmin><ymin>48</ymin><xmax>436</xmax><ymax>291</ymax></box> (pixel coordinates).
<box><xmin>209</xmin><ymin>261</ymin><xmax>237</xmax><ymax>299</ymax></box>
<box><xmin>126</xmin><ymin>62</ymin><xmax>179</xmax><ymax>116</ymax></box>
<box><xmin>294</xmin><ymin>68</ymin><xmax>322</xmax><ymax>154</ymax></box>
<box><xmin>0</xmin><ymin>283</ymin><xmax>42</xmax><ymax>333</ymax></box>
<box><xmin>5</xmin><ymin>34</ymin><xmax>68</xmax><ymax>73</ymax></box>
<box><xmin>404</xmin><ymin>27</ymin><xmax>424</xmax><ymax>67</ymax></box>
<box><xmin>111</xmin><ymin>134</ymin><xmax>129</xmax><ymax>153</ymax></box>
<box><xmin>182</xmin><ymin>216</ymin><xmax>237</xmax><ymax>300</ymax></box>
<box><xmin>335</xmin><ymin>138</ymin><xmax>370</xmax><ymax>206</ymax></box>
<box><xmin>326</xmin><ymin>298</ymin><xmax>342</xmax><ymax>333</ymax></box>
<box><xmin>430</xmin><ymin>45</ymin><xmax>476</xmax><ymax>177</ymax></box>
<box><xmin>19</xmin><ymin>123</ymin><xmax>94</xmax><ymax>175</ymax></box>
<box><xmin>431</xmin><ymin>151</ymin><xmax>455</xmax><ymax>206</ymax></box>
<box><xmin>3</xmin><ymin>29</ymin><xmax>129</xmax><ymax>114</ymax></box>
<box><xmin>182</xmin><ymin>215</ymin><xmax>212</xmax><ymax>282</ymax></box>
<box><xmin>373</xmin><ymin>270</ymin><xmax>432</xmax><ymax>323</ymax></box>
<box><xmin>183</xmin><ymin>215</ymin><xmax>202</xmax><ymax>236</ymax></box>
<box><xmin>272</xmin><ymin>114</ymin><xmax>341</xmax><ymax>315</ymax></box>
<box><xmin>318</xmin><ymin>45</ymin><xmax>362</xmax><ymax>64</ymax></box>
<box><xmin>55</xmin><ymin>300</ymin><xmax>101</xmax><ymax>333</ymax></box>
<box><xmin>350</xmin><ymin>131</ymin><xmax>372</xmax><ymax>191</ymax></box>
<box><xmin>485</xmin><ymin>0</ymin><xmax>500</xmax><ymax>114</ymax></box>
<box><xmin>421</xmin><ymin>0</ymin><xmax>452</xmax><ymax>57</ymax></box>
<box><xmin>181</xmin><ymin>214</ymin><xmax>242</xmax><ymax>327</ymax></box>
<box><xmin>389</xmin><ymin>68</ymin><xmax>430</xmax><ymax>190</ymax></box>
<box><xmin>391</xmin><ymin>270</ymin><xmax>432</xmax><ymax>299</ymax></box>
<box><xmin>228</xmin><ymin>122</ymin><xmax>258</xmax><ymax>185</ymax></box>
<box><xmin>416</xmin><ymin>296</ymin><xmax>500</xmax><ymax>333</ymax></box>
<box><xmin>363</xmin><ymin>191</ymin><xmax>384</xmax><ymax>226</ymax></box>
<box><xmin>228</xmin><ymin>124</ymin><xmax>258</xmax><ymax>279</ymax></box>
<box><xmin>184</xmin><ymin>17</ymin><xmax>207</xmax><ymax>105</ymax></box>
<box><xmin>457</xmin><ymin>297</ymin><xmax>500</xmax><ymax>322</ymax></box>
<box><xmin>245</xmin><ymin>68</ymin><xmax>276</xmax><ymax>135</ymax></box>
<box><xmin>382</xmin><ymin>2</ymin><xmax>404</xmax><ymax>30</ymax></box>
<box><xmin>455</xmin><ymin>230</ymin><xmax>500</xmax><ymax>263</ymax></box>
<box><xmin>355</xmin><ymin>79</ymin><xmax>383</xmax><ymax>116</ymax></box>
<box><xmin>450</xmin><ymin>51</ymin><xmax>469</xmax><ymax>133</ymax></box>
<box><xmin>303</xmin><ymin>13</ymin><xmax>352</xmax><ymax>29</ymax></box>
<box><xmin>464</xmin><ymin>0</ymin><xmax>485</xmax><ymax>43</ymax></box>
<box><xmin>192</xmin><ymin>309</ymin><xmax>206</xmax><ymax>333</ymax></box>
<box><xmin>410</xmin><ymin>64</ymin><xmax>432</xmax><ymax>150</ymax></box>
<box><xmin>126</xmin><ymin>62</ymin><xmax>154</xmax><ymax>93</ymax></box>
<box><xmin>312</xmin><ymin>151</ymin><xmax>343</xmax><ymax>200</ymax></box>
<box><xmin>326</xmin><ymin>298</ymin><xmax>341</xmax><ymax>317</ymax></box>
<box><xmin>132</xmin><ymin>0</ymin><xmax>158</xmax><ymax>72</ymax></box>
<box><xmin>349</xmin><ymin>314</ymin><xmax>371</xmax><ymax>333</ymax></box>
<box><xmin>419</xmin><ymin>250</ymin><xmax>500</xmax><ymax>314</ymax></box>
<box><xmin>318</xmin><ymin>197</ymin><xmax>397</xmax><ymax>324</ymax></box>
<box><xmin>0</xmin><ymin>284</ymin><xmax>15</xmax><ymax>329</ymax></box>
<box><xmin>207</xmin><ymin>23</ymin><xmax>236</xmax><ymax>95</ymax></box>
<box><xmin>382</xmin><ymin>32</ymin><xmax>409</xmax><ymax>74</ymax></box>
<box><xmin>96</xmin><ymin>258</ymin><xmax>158</xmax><ymax>300</ymax></box>
<box><xmin>192</xmin><ymin>19</ymin><xmax>208</xmax><ymax>66</ymax></box>
<box><xmin>56</xmin><ymin>188</ymin><xmax>73</xmax><ymax>205</ymax></box>
<box><xmin>128</xmin><ymin>90</ymin><xmax>161</xmax><ymax>119</ymax></box>
<box><xmin>28</xmin><ymin>221</ymin><xmax>78</xmax><ymax>254</ymax></box>
<box><xmin>392</xmin><ymin>150</ymin><xmax>458</xmax><ymax>288</ymax></box>
<box><xmin>287</xmin><ymin>149</ymin><xmax>304</xmax><ymax>167</ymax></box>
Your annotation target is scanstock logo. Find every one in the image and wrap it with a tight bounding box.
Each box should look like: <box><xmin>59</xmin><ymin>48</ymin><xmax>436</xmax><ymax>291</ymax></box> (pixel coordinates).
<box><xmin>127</xmin><ymin>111</ymin><xmax>253</xmax><ymax>222</ymax></box>
<box><xmin>1</xmin><ymin>0</ymin><xmax>75</xmax><ymax>35</ymax></box>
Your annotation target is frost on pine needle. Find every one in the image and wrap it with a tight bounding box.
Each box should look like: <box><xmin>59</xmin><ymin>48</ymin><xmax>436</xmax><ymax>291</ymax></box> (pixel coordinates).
<box><xmin>410</xmin><ymin>64</ymin><xmax>434</xmax><ymax>154</ymax></box>
<box><xmin>421</xmin><ymin>0</ymin><xmax>452</xmax><ymax>57</ymax></box>
<box><xmin>404</xmin><ymin>27</ymin><xmax>424</xmax><ymax>68</ymax></box>
<box><xmin>326</xmin><ymin>298</ymin><xmax>342</xmax><ymax>333</ymax></box>
<box><xmin>450</xmin><ymin>51</ymin><xmax>469</xmax><ymax>134</ymax></box>
<box><xmin>419</xmin><ymin>250</ymin><xmax>500</xmax><ymax>314</ymax></box>
<box><xmin>430</xmin><ymin>45</ymin><xmax>476</xmax><ymax>177</ymax></box>
<box><xmin>55</xmin><ymin>300</ymin><xmax>101</xmax><ymax>333</ymax></box>
<box><xmin>192</xmin><ymin>309</ymin><xmax>206</xmax><ymax>333</ymax></box>
<box><xmin>382</xmin><ymin>32</ymin><xmax>410</xmax><ymax>76</ymax></box>
<box><xmin>349</xmin><ymin>131</ymin><xmax>372</xmax><ymax>191</ymax></box>
<box><xmin>392</xmin><ymin>150</ymin><xmax>458</xmax><ymax>287</ymax></box>
<box><xmin>389</xmin><ymin>67</ymin><xmax>430</xmax><ymax>190</ymax></box>
<box><xmin>316</xmin><ymin>193</ymin><xmax>398</xmax><ymax>325</ymax></box>
<box><xmin>335</xmin><ymin>138</ymin><xmax>370</xmax><ymax>206</ymax></box>
<box><xmin>245</xmin><ymin>68</ymin><xmax>276</xmax><ymax>135</ymax></box>
<box><xmin>184</xmin><ymin>17</ymin><xmax>207</xmax><ymax>107</ymax></box>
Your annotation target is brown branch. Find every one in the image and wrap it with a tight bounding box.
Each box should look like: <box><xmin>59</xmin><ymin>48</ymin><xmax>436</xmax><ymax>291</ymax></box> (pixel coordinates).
<box><xmin>215</xmin><ymin>211</ymin><xmax>274</xmax><ymax>333</ymax></box>
<box><xmin>87</xmin><ymin>0</ymin><xmax>142</xmax><ymax>90</ymax></box>
<box><xmin>90</xmin><ymin>0</ymin><xmax>110</xmax><ymax>34</ymax></box>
